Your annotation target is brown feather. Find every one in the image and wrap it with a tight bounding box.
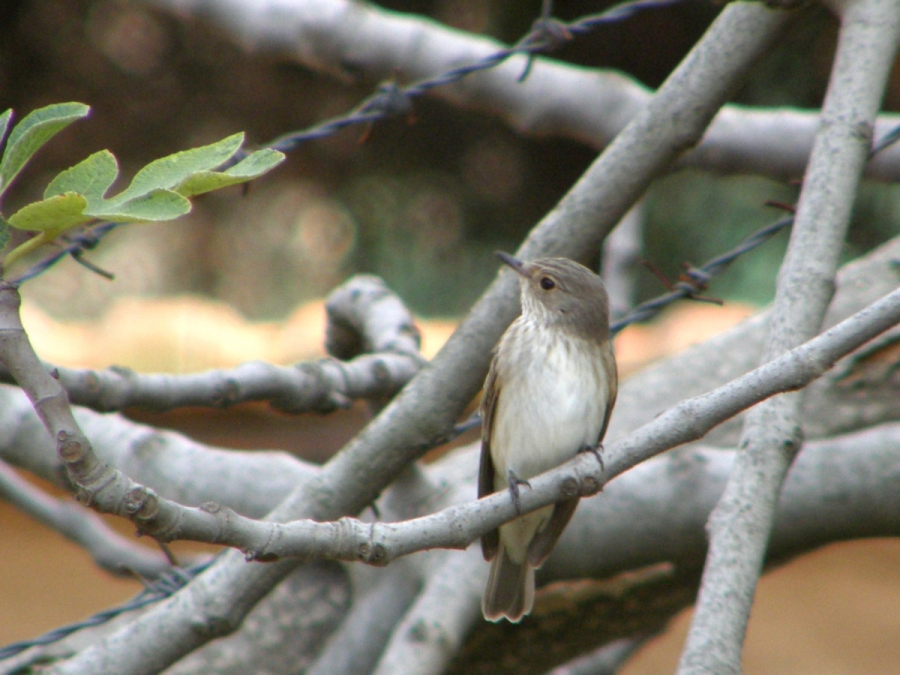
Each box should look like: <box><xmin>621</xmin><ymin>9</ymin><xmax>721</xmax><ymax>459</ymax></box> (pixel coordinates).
<box><xmin>526</xmin><ymin>496</ymin><xmax>579</xmax><ymax>566</ymax></box>
<box><xmin>479</xmin><ymin>351</ymin><xmax>501</xmax><ymax>561</ymax></box>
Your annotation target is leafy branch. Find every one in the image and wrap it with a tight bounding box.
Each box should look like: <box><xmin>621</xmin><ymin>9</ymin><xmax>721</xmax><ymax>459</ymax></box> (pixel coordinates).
<box><xmin>0</xmin><ymin>103</ymin><xmax>284</xmax><ymax>274</ymax></box>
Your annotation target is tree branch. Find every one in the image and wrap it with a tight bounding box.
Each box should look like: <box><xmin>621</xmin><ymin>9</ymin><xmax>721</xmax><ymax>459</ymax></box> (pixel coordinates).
<box><xmin>143</xmin><ymin>0</ymin><xmax>900</xmax><ymax>181</ymax></box>
<box><xmin>0</xmin><ymin>384</ymin><xmax>317</xmax><ymax>516</ymax></box>
<box><xmin>304</xmin><ymin>560</ymin><xmax>422</xmax><ymax>675</ymax></box>
<box><xmin>0</xmin><ymin>353</ymin><xmax>421</xmax><ymax>414</ymax></box>
<box><xmin>372</xmin><ymin>548</ymin><xmax>486</xmax><ymax>675</ymax></box>
<box><xmin>0</xmin><ymin>460</ymin><xmax>182</xmax><ymax>578</ymax></box>
<box><xmin>677</xmin><ymin>3</ymin><xmax>900</xmax><ymax>673</ymax></box>
<box><xmin>602</xmin><ymin>203</ymin><xmax>644</xmax><ymax>322</ymax></box>
<box><xmin>543</xmin><ymin>638</ymin><xmax>649</xmax><ymax>675</ymax></box>
<box><xmin>0</xmin><ymin>275</ymin><xmax>423</xmax><ymax>414</ymax></box>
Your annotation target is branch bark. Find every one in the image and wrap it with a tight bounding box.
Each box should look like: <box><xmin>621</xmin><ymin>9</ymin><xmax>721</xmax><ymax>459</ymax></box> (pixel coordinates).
<box><xmin>602</xmin><ymin>203</ymin><xmax>644</xmax><ymax>322</ymax></box>
<box><xmin>677</xmin><ymin>2</ymin><xmax>900</xmax><ymax>673</ymax></box>
<box><xmin>0</xmin><ymin>275</ymin><xmax>424</xmax><ymax>414</ymax></box>
<box><xmin>143</xmin><ymin>0</ymin><xmax>900</xmax><ymax>181</ymax></box>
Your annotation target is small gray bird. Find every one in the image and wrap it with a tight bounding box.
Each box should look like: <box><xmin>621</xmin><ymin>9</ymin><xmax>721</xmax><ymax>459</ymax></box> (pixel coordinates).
<box><xmin>480</xmin><ymin>253</ymin><xmax>618</xmax><ymax>622</ymax></box>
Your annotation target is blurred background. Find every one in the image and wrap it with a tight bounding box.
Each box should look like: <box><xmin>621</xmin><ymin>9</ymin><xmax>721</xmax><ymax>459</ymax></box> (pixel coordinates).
<box><xmin>1</xmin><ymin>0</ymin><xmax>898</xmax><ymax>323</ymax></box>
<box><xmin>2</xmin><ymin>1</ymin><xmax>900</xmax><ymax>673</ymax></box>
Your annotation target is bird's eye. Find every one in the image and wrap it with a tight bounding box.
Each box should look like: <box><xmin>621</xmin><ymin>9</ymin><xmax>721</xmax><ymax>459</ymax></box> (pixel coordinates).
<box><xmin>539</xmin><ymin>277</ymin><xmax>555</xmax><ymax>290</ymax></box>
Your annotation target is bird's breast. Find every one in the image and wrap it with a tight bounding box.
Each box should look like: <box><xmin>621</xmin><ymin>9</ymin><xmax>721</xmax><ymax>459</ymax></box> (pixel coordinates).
<box><xmin>490</xmin><ymin>320</ymin><xmax>611</xmax><ymax>487</ymax></box>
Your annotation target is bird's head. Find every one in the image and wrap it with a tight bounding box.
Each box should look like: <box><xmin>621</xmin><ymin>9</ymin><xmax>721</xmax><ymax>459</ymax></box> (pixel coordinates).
<box><xmin>497</xmin><ymin>252</ymin><xmax>610</xmax><ymax>340</ymax></box>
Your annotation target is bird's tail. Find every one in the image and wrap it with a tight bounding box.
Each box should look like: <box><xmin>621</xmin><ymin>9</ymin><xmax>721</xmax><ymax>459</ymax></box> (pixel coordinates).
<box><xmin>481</xmin><ymin>546</ymin><xmax>534</xmax><ymax>623</ymax></box>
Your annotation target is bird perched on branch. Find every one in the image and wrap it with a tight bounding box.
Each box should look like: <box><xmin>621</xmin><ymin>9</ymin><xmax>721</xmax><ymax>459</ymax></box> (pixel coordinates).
<box><xmin>480</xmin><ymin>252</ymin><xmax>618</xmax><ymax>622</ymax></box>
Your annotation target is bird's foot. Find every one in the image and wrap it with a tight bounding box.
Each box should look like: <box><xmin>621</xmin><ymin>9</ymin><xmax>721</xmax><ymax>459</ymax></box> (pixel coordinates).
<box><xmin>507</xmin><ymin>470</ymin><xmax>531</xmax><ymax>514</ymax></box>
<box><xmin>579</xmin><ymin>442</ymin><xmax>605</xmax><ymax>473</ymax></box>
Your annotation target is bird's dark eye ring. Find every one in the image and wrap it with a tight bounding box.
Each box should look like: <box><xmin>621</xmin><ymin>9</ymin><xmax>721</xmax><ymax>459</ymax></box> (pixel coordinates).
<box><xmin>540</xmin><ymin>277</ymin><xmax>555</xmax><ymax>290</ymax></box>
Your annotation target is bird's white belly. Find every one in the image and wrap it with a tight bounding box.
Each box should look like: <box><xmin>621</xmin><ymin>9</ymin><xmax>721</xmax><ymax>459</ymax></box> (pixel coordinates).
<box><xmin>490</xmin><ymin>331</ymin><xmax>609</xmax><ymax>488</ymax></box>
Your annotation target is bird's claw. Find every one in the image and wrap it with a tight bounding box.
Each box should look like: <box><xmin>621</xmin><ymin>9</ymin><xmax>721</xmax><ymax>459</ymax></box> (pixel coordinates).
<box><xmin>580</xmin><ymin>443</ymin><xmax>605</xmax><ymax>473</ymax></box>
<box><xmin>507</xmin><ymin>469</ymin><xmax>531</xmax><ymax>514</ymax></box>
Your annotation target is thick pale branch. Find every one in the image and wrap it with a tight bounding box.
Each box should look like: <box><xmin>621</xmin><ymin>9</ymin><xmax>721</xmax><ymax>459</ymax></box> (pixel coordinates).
<box><xmin>0</xmin><ymin>386</ymin><xmax>316</xmax><ymax>517</ymax></box>
<box><xmin>324</xmin><ymin>274</ymin><xmax>423</xmax><ymax>359</ymax></box>
<box><xmin>602</xmin><ymin>204</ymin><xmax>644</xmax><ymax>321</ymax></box>
<box><xmin>372</xmin><ymin>548</ymin><xmax>486</xmax><ymax>675</ymax></box>
<box><xmin>304</xmin><ymin>560</ymin><xmax>422</xmax><ymax>675</ymax></box>
<box><xmin>0</xmin><ymin>353</ymin><xmax>421</xmax><ymax>414</ymax></box>
<box><xmin>542</xmin><ymin>639</ymin><xmax>649</xmax><ymax>675</ymax></box>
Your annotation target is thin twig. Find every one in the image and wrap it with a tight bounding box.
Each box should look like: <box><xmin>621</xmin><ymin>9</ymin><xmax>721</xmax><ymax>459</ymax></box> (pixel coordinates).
<box><xmin>0</xmin><ymin>459</ymin><xmax>184</xmax><ymax>578</ymax></box>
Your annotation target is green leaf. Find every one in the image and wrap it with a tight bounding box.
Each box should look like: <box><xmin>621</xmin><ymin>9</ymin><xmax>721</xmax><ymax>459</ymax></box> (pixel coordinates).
<box><xmin>174</xmin><ymin>148</ymin><xmax>285</xmax><ymax>197</ymax></box>
<box><xmin>0</xmin><ymin>103</ymin><xmax>90</xmax><ymax>199</ymax></box>
<box><xmin>0</xmin><ymin>109</ymin><xmax>12</xmax><ymax>151</ymax></box>
<box><xmin>7</xmin><ymin>192</ymin><xmax>90</xmax><ymax>233</ymax></box>
<box><xmin>109</xmin><ymin>133</ymin><xmax>245</xmax><ymax>205</ymax></box>
<box><xmin>89</xmin><ymin>188</ymin><xmax>191</xmax><ymax>222</ymax></box>
<box><xmin>44</xmin><ymin>150</ymin><xmax>119</xmax><ymax>209</ymax></box>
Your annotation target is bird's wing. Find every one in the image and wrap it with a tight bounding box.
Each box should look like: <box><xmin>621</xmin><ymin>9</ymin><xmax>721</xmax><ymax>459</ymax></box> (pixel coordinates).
<box><xmin>526</xmin><ymin>496</ymin><xmax>579</xmax><ymax>567</ymax></box>
<box><xmin>479</xmin><ymin>352</ymin><xmax>501</xmax><ymax>561</ymax></box>
<box><xmin>597</xmin><ymin>342</ymin><xmax>619</xmax><ymax>444</ymax></box>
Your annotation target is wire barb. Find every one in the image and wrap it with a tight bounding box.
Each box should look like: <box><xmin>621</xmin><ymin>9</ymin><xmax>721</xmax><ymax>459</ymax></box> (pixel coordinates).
<box><xmin>611</xmin><ymin>214</ymin><xmax>794</xmax><ymax>334</ymax></box>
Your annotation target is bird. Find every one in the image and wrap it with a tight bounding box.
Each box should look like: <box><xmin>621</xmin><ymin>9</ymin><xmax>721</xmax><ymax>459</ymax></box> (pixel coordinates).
<box><xmin>479</xmin><ymin>252</ymin><xmax>618</xmax><ymax>622</ymax></box>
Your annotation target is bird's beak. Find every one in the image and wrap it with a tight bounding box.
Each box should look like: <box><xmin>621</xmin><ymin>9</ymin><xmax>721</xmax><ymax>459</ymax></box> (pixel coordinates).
<box><xmin>495</xmin><ymin>251</ymin><xmax>529</xmax><ymax>278</ymax></box>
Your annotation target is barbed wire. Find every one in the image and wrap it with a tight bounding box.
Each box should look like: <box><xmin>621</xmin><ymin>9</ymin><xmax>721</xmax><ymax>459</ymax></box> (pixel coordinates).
<box><xmin>608</xmin><ymin>213</ymin><xmax>794</xmax><ymax>333</ymax></box>
<box><xmin>260</xmin><ymin>0</ymin><xmax>687</xmax><ymax>156</ymax></box>
<box><xmin>11</xmin><ymin>221</ymin><xmax>122</xmax><ymax>284</ymax></box>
